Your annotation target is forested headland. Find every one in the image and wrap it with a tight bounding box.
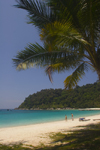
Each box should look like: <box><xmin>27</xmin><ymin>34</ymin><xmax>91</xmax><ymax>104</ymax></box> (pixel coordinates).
<box><xmin>18</xmin><ymin>82</ymin><xmax>100</xmax><ymax>110</ymax></box>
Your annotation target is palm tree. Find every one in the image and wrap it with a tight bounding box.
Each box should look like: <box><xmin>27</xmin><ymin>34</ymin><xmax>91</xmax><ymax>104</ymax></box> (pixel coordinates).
<box><xmin>13</xmin><ymin>0</ymin><xmax>100</xmax><ymax>89</ymax></box>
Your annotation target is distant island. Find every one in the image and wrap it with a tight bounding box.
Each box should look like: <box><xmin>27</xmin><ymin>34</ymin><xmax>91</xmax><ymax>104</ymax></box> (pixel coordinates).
<box><xmin>17</xmin><ymin>82</ymin><xmax>100</xmax><ymax>110</ymax></box>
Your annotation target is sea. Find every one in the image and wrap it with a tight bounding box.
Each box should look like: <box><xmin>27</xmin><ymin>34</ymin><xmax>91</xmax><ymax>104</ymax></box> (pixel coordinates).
<box><xmin>0</xmin><ymin>109</ymin><xmax>100</xmax><ymax>128</ymax></box>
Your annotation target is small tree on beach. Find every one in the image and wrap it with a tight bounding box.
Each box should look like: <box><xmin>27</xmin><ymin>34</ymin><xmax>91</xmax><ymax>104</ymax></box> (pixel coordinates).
<box><xmin>13</xmin><ymin>0</ymin><xmax>100</xmax><ymax>89</ymax></box>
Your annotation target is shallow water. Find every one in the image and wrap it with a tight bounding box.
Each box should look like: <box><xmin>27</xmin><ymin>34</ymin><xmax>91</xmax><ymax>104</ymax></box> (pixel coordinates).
<box><xmin>0</xmin><ymin>109</ymin><xmax>100</xmax><ymax>128</ymax></box>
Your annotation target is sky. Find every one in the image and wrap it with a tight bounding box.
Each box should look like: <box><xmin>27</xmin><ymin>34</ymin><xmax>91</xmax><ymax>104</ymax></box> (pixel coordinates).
<box><xmin>0</xmin><ymin>0</ymin><xmax>98</xmax><ymax>109</ymax></box>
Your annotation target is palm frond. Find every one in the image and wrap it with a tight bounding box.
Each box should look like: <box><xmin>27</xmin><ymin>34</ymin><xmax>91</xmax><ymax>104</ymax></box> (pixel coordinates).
<box><xmin>45</xmin><ymin>52</ymin><xmax>85</xmax><ymax>83</ymax></box>
<box><xmin>64</xmin><ymin>63</ymin><xmax>88</xmax><ymax>89</ymax></box>
<box><xmin>13</xmin><ymin>41</ymin><xmax>84</xmax><ymax>71</ymax></box>
<box><xmin>46</xmin><ymin>0</ymin><xmax>80</xmax><ymax>24</ymax></box>
<box><xmin>13</xmin><ymin>0</ymin><xmax>100</xmax><ymax>85</ymax></box>
<box><xmin>45</xmin><ymin>65</ymin><xmax>53</xmax><ymax>83</ymax></box>
<box><xmin>40</xmin><ymin>21</ymin><xmax>90</xmax><ymax>47</ymax></box>
<box><xmin>78</xmin><ymin>0</ymin><xmax>100</xmax><ymax>49</ymax></box>
<box><xmin>13</xmin><ymin>43</ymin><xmax>47</xmax><ymax>70</ymax></box>
<box><xmin>15</xmin><ymin>0</ymin><xmax>56</xmax><ymax>29</ymax></box>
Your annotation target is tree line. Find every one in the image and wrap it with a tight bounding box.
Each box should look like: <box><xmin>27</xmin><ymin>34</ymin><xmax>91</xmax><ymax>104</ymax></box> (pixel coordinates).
<box><xmin>18</xmin><ymin>82</ymin><xmax>100</xmax><ymax>109</ymax></box>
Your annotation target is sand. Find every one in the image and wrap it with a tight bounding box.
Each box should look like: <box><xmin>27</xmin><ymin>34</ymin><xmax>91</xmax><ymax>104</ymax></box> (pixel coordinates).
<box><xmin>0</xmin><ymin>114</ymin><xmax>100</xmax><ymax>147</ymax></box>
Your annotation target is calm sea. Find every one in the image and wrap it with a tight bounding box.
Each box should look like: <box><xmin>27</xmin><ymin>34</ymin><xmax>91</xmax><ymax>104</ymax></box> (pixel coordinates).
<box><xmin>0</xmin><ymin>109</ymin><xmax>100</xmax><ymax>128</ymax></box>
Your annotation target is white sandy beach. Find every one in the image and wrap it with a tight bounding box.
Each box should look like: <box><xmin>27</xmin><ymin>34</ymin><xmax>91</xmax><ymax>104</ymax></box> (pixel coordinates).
<box><xmin>0</xmin><ymin>114</ymin><xmax>100</xmax><ymax>147</ymax></box>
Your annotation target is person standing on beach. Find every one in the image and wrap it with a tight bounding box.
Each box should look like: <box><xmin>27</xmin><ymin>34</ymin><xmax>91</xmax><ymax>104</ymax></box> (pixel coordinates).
<box><xmin>71</xmin><ymin>113</ymin><xmax>74</xmax><ymax>121</ymax></box>
<box><xmin>65</xmin><ymin>115</ymin><xmax>67</xmax><ymax>121</ymax></box>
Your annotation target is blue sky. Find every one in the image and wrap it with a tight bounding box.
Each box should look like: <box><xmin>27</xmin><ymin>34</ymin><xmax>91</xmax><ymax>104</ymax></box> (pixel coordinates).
<box><xmin>0</xmin><ymin>0</ymin><xmax>98</xmax><ymax>109</ymax></box>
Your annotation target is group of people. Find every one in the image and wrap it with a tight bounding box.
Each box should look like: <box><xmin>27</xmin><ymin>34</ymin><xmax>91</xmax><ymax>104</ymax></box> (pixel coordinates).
<box><xmin>65</xmin><ymin>113</ymin><xmax>74</xmax><ymax>121</ymax></box>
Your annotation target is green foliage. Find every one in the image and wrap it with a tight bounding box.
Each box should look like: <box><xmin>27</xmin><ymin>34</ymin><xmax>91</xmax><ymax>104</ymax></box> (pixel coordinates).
<box><xmin>13</xmin><ymin>0</ymin><xmax>100</xmax><ymax>89</ymax></box>
<box><xmin>18</xmin><ymin>82</ymin><xmax>100</xmax><ymax>109</ymax></box>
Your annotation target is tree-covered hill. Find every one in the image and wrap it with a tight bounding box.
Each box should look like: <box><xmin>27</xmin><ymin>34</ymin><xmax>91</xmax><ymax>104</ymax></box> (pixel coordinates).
<box><xmin>18</xmin><ymin>82</ymin><xmax>100</xmax><ymax>109</ymax></box>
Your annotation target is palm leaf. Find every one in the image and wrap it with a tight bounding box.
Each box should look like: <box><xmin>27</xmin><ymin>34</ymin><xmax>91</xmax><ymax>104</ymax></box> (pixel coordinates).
<box><xmin>45</xmin><ymin>53</ymin><xmax>85</xmax><ymax>83</ymax></box>
<box><xmin>40</xmin><ymin>21</ymin><xmax>90</xmax><ymax>47</ymax></box>
<box><xmin>64</xmin><ymin>63</ymin><xmax>88</xmax><ymax>89</ymax></box>
<box><xmin>13</xmin><ymin>43</ymin><xmax>47</xmax><ymax>70</ymax></box>
<box><xmin>46</xmin><ymin>0</ymin><xmax>80</xmax><ymax>20</ymax></box>
<box><xmin>13</xmin><ymin>0</ymin><xmax>100</xmax><ymax>86</ymax></box>
<box><xmin>13</xmin><ymin>41</ymin><xmax>85</xmax><ymax>71</ymax></box>
<box><xmin>15</xmin><ymin>0</ymin><xmax>56</xmax><ymax>29</ymax></box>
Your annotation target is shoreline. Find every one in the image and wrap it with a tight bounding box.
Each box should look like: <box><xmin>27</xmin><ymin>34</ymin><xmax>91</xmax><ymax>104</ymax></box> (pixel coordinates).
<box><xmin>0</xmin><ymin>114</ymin><xmax>100</xmax><ymax>146</ymax></box>
<box><xmin>0</xmin><ymin>109</ymin><xmax>100</xmax><ymax>129</ymax></box>
<box><xmin>15</xmin><ymin>107</ymin><xmax>100</xmax><ymax>110</ymax></box>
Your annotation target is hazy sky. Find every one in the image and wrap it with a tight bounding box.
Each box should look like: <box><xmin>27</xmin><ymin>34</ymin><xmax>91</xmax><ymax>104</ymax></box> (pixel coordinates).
<box><xmin>0</xmin><ymin>0</ymin><xmax>98</xmax><ymax>109</ymax></box>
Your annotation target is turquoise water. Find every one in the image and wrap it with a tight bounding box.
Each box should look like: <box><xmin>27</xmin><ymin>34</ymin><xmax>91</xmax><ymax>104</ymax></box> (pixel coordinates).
<box><xmin>0</xmin><ymin>109</ymin><xmax>100</xmax><ymax>128</ymax></box>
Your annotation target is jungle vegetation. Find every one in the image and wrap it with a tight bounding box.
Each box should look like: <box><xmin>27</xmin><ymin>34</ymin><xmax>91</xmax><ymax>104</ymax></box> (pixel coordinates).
<box><xmin>18</xmin><ymin>82</ymin><xmax>100</xmax><ymax>109</ymax></box>
<box><xmin>13</xmin><ymin>0</ymin><xmax>100</xmax><ymax>89</ymax></box>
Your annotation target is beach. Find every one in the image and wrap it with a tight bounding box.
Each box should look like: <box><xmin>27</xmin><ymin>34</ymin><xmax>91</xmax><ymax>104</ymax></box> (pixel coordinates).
<box><xmin>0</xmin><ymin>114</ymin><xmax>100</xmax><ymax>147</ymax></box>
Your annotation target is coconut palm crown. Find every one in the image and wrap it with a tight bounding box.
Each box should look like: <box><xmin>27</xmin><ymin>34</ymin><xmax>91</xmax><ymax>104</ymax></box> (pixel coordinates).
<box><xmin>13</xmin><ymin>0</ymin><xmax>100</xmax><ymax>89</ymax></box>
